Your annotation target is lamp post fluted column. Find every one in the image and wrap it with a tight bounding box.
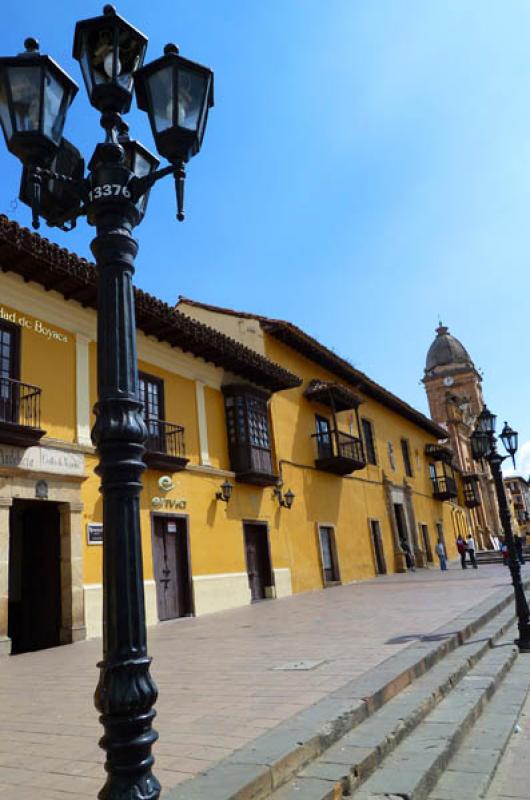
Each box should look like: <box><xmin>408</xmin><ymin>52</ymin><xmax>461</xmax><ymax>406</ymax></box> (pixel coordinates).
<box><xmin>90</xmin><ymin>142</ymin><xmax>160</xmax><ymax>800</ymax></box>
<box><xmin>0</xmin><ymin>9</ymin><xmax>214</xmax><ymax>798</ymax></box>
<box><xmin>488</xmin><ymin>447</ymin><xmax>530</xmax><ymax>652</ymax></box>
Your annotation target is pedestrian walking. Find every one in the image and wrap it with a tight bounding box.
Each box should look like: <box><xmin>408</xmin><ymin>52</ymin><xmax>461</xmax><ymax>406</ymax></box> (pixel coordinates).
<box><xmin>515</xmin><ymin>536</ymin><xmax>525</xmax><ymax>566</ymax></box>
<box><xmin>401</xmin><ymin>539</ymin><xmax>416</xmax><ymax>572</ymax></box>
<box><xmin>456</xmin><ymin>535</ymin><xmax>467</xmax><ymax>569</ymax></box>
<box><xmin>501</xmin><ymin>539</ymin><xmax>509</xmax><ymax>566</ymax></box>
<box><xmin>435</xmin><ymin>540</ymin><xmax>447</xmax><ymax>571</ymax></box>
<box><xmin>466</xmin><ymin>534</ymin><xmax>478</xmax><ymax>569</ymax></box>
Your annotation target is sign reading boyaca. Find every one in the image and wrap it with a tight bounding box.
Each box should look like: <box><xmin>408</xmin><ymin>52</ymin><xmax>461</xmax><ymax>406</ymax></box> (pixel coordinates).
<box><xmin>0</xmin><ymin>306</ymin><xmax>68</xmax><ymax>342</ymax></box>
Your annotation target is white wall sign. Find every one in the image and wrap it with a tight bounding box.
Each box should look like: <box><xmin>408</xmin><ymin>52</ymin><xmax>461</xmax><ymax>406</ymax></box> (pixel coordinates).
<box><xmin>87</xmin><ymin>523</ymin><xmax>103</xmax><ymax>545</ymax></box>
<box><xmin>0</xmin><ymin>444</ymin><xmax>85</xmax><ymax>477</ymax></box>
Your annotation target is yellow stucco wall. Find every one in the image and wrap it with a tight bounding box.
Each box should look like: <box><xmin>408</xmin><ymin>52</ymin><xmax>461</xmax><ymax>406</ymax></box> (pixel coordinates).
<box><xmin>1</xmin><ymin>302</ymin><xmax>75</xmax><ymax>441</ymax></box>
<box><xmin>4</xmin><ymin>290</ymin><xmax>468</xmax><ymax>638</ymax></box>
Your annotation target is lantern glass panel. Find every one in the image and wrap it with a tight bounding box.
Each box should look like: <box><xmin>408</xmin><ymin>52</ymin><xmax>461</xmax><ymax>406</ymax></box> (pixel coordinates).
<box><xmin>116</xmin><ymin>28</ymin><xmax>143</xmax><ymax>91</ymax></box>
<box><xmin>477</xmin><ymin>406</ymin><xmax>496</xmax><ymax>434</ymax></box>
<box><xmin>8</xmin><ymin>66</ymin><xmax>41</xmax><ymax>132</ymax></box>
<box><xmin>79</xmin><ymin>41</ymin><xmax>94</xmax><ymax>93</ymax></box>
<box><xmin>500</xmin><ymin>423</ymin><xmax>518</xmax><ymax>456</ymax></box>
<box><xmin>0</xmin><ymin>78</ymin><xmax>12</xmax><ymax>140</ymax></box>
<box><xmin>471</xmin><ymin>430</ymin><xmax>489</xmax><ymax>461</ymax></box>
<box><xmin>43</xmin><ymin>70</ymin><xmax>67</xmax><ymax>144</ymax></box>
<box><xmin>177</xmin><ymin>67</ymin><xmax>208</xmax><ymax>132</ymax></box>
<box><xmin>147</xmin><ymin>65</ymin><xmax>174</xmax><ymax>132</ymax></box>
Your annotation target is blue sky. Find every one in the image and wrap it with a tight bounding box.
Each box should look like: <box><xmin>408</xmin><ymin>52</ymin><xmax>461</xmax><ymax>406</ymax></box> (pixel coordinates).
<box><xmin>1</xmin><ymin>1</ymin><xmax>530</xmax><ymax>472</ymax></box>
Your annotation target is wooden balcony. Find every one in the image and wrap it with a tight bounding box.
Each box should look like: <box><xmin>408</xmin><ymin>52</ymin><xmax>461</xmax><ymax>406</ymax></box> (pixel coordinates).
<box><xmin>231</xmin><ymin>442</ymin><xmax>277</xmax><ymax>486</ymax></box>
<box><xmin>431</xmin><ymin>475</ymin><xmax>458</xmax><ymax>501</ymax></box>
<box><xmin>143</xmin><ymin>420</ymin><xmax>189</xmax><ymax>472</ymax></box>
<box><xmin>0</xmin><ymin>377</ymin><xmax>46</xmax><ymax>447</ymax></box>
<box><xmin>312</xmin><ymin>429</ymin><xmax>365</xmax><ymax>475</ymax></box>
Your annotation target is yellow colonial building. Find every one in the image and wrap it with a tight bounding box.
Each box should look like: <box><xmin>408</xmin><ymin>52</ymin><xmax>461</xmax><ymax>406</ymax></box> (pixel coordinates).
<box><xmin>0</xmin><ymin>215</ymin><xmax>466</xmax><ymax>657</ymax></box>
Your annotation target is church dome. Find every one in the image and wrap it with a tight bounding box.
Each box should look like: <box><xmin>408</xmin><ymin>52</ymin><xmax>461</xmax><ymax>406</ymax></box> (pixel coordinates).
<box><xmin>425</xmin><ymin>324</ymin><xmax>474</xmax><ymax>374</ymax></box>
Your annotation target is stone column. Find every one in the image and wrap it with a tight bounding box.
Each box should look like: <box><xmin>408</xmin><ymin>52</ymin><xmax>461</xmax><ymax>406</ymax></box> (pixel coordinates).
<box><xmin>59</xmin><ymin>501</ymin><xmax>86</xmax><ymax>644</ymax></box>
<box><xmin>0</xmin><ymin>496</ymin><xmax>12</xmax><ymax>655</ymax></box>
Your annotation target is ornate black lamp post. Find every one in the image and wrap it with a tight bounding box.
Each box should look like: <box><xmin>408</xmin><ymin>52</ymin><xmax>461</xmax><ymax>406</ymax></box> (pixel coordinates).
<box><xmin>470</xmin><ymin>405</ymin><xmax>530</xmax><ymax>652</ymax></box>
<box><xmin>0</xmin><ymin>6</ymin><xmax>213</xmax><ymax>799</ymax></box>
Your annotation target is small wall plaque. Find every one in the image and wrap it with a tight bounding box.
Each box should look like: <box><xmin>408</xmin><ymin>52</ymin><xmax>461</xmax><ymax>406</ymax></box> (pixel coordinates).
<box><xmin>35</xmin><ymin>480</ymin><xmax>48</xmax><ymax>499</ymax></box>
<box><xmin>87</xmin><ymin>523</ymin><xmax>103</xmax><ymax>545</ymax></box>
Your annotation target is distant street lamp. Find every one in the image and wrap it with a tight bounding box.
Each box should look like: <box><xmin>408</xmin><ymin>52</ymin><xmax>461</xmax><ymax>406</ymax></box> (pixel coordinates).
<box><xmin>470</xmin><ymin>406</ymin><xmax>530</xmax><ymax>652</ymax></box>
<box><xmin>0</xmin><ymin>6</ymin><xmax>214</xmax><ymax>799</ymax></box>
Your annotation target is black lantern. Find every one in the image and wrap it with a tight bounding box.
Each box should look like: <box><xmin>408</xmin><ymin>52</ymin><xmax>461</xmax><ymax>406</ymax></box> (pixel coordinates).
<box><xmin>216</xmin><ymin>480</ymin><xmax>233</xmax><ymax>503</ymax></box>
<box><xmin>500</xmin><ymin>421</ymin><xmax>518</xmax><ymax>464</ymax></box>
<box><xmin>73</xmin><ymin>5</ymin><xmax>147</xmax><ymax>114</ymax></box>
<box><xmin>283</xmin><ymin>489</ymin><xmax>295</xmax><ymax>510</ymax></box>
<box><xmin>0</xmin><ymin>38</ymin><xmax>78</xmax><ymax>167</ymax></box>
<box><xmin>477</xmin><ymin>405</ymin><xmax>497</xmax><ymax>435</ymax></box>
<box><xmin>134</xmin><ymin>43</ymin><xmax>214</xmax><ymax>164</ymax></box>
<box><xmin>19</xmin><ymin>137</ymin><xmax>84</xmax><ymax>226</ymax></box>
<box><xmin>470</xmin><ymin>429</ymin><xmax>490</xmax><ymax>462</ymax></box>
<box><xmin>117</xmin><ymin>126</ymin><xmax>159</xmax><ymax>219</ymax></box>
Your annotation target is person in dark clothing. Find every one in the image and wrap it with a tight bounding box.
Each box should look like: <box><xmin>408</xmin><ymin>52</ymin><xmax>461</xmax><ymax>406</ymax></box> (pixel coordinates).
<box><xmin>401</xmin><ymin>539</ymin><xmax>415</xmax><ymax>572</ymax></box>
<box><xmin>456</xmin><ymin>535</ymin><xmax>467</xmax><ymax>569</ymax></box>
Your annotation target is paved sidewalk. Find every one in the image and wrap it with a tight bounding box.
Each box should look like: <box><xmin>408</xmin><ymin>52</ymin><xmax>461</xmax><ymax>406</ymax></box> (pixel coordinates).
<box><xmin>486</xmin><ymin>671</ymin><xmax>530</xmax><ymax>799</ymax></box>
<box><xmin>0</xmin><ymin>564</ymin><xmax>521</xmax><ymax>799</ymax></box>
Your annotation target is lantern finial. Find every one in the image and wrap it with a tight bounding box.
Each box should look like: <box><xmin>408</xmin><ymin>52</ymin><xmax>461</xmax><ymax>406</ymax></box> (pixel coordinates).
<box><xmin>24</xmin><ymin>38</ymin><xmax>39</xmax><ymax>53</ymax></box>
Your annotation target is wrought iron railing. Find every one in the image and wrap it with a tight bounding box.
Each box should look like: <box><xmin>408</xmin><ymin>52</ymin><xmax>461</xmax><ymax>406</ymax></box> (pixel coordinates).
<box><xmin>0</xmin><ymin>376</ymin><xmax>42</xmax><ymax>429</ymax></box>
<box><xmin>145</xmin><ymin>419</ymin><xmax>186</xmax><ymax>459</ymax></box>
<box><xmin>312</xmin><ymin>429</ymin><xmax>365</xmax><ymax>464</ymax></box>
<box><xmin>431</xmin><ymin>475</ymin><xmax>458</xmax><ymax>498</ymax></box>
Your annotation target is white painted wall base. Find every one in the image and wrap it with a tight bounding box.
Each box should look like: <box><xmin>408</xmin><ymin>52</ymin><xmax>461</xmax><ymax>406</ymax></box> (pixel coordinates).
<box><xmin>273</xmin><ymin>568</ymin><xmax>293</xmax><ymax>598</ymax></box>
<box><xmin>84</xmin><ymin>581</ymin><xmax>158</xmax><ymax>639</ymax></box>
<box><xmin>192</xmin><ymin>572</ymin><xmax>251</xmax><ymax>615</ymax></box>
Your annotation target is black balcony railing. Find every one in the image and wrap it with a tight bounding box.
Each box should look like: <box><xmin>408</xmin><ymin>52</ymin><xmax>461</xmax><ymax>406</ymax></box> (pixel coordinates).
<box><xmin>0</xmin><ymin>377</ymin><xmax>45</xmax><ymax>446</ymax></box>
<box><xmin>431</xmin><ymin>475</ymin><xmax>458</xmax><ymax>500</ymax></box>
<box><xmin>312</xmin><ymin>429</ymin><xmax>365</xmax><ymax>475</ymax></box>
<box><xmin>143</xmin><ymin>419</ymin><xmax>188</xmax><ymax>471</ymax></box>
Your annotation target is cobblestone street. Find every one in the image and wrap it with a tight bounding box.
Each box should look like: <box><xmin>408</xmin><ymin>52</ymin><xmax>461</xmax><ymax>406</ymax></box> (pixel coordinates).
<box><xmin>0</xmin><ymin>563</ymin><xmax>521</xmax><ymax>798</ymax></box>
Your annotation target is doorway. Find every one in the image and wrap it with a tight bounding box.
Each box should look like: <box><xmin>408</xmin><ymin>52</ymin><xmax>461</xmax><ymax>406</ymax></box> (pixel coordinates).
<box><xmin>394</xmin><ymin>503</ymin><xmax>410</xmax><ymax>549</ymax></box>
<box><xmin>8</xmin><ymin>499</ymin><xmax>61</xmax><ymax>654</ymax></box>
<box><xmin>152</xmin><ymin>515</ymin><xmax>193</xmax><ymax>621</ymax></box>
<box><xmin>420</xmin><ymin>524</ymin><xmax>433</xmax><ymax>563</ymax></box>
<box><xmin>243</xmin><ymin>522</ymin><xmax>274</xmax><ymax>602</ymax></box>
<box><xmin>370</xmin><ymin>519</ymin><xmax>387</xmax><ymax>575</ymax></box>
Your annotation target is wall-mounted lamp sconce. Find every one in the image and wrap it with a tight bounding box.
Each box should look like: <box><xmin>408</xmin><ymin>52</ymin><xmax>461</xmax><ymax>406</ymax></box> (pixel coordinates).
<box><xmin>216</xmin><ymin>480</ymin><xmax>233</xmax><ymax>503</ymax></box>
<box><xmin>274</xmin><ymin>483</ymin><xmax>295</xmax><ymax>510</ymax></box>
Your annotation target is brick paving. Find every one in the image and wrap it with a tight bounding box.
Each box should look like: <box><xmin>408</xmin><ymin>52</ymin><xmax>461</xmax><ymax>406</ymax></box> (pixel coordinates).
<box><xmin>0</xmin><ymin>563</ymin><xmax>521</xmax><ymax>799</ymax></box>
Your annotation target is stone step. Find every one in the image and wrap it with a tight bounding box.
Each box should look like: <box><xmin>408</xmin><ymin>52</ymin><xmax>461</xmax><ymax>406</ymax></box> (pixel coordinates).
<box><xmin>266</xmin><ymin>609</ymin><xmax>516</xmax><ymax>800</ymax></box>
<box><xmin>350</xmin><ymin>636</ymin><xmax>518</xmax><ymax>800</ymax></box>
<box><xmin>427</xmin><ymin>655</ymin><xmax>530</xmax><ymax>800</ymax></box>
<box><xmin>165</xmin><ymin>586</ymin><xmax>523</xmax><ymax>800</ymax></box>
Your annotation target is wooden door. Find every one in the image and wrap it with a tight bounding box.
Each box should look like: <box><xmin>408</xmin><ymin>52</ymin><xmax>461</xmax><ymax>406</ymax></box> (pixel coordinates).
<box><xmin>243</xmin><ymin>523</ymin><xmax>273</xmax><ymax>602</ymax></box>
<box><xmin>152</xmin><ymin>516</ymin><xmax>193</xmax><ymax>621</ymax></box>
<box><xmin>421</xmin><ymin>524</ymin><xmax>433</xmax><ymax>562</ymax></box>
<box><xmin>318</xmin><ymin>525</ymin><xmax>340</xmax><ymax>583</ymax></box>
<box><xmin>370</xmin><ymin>520</ymin><xmax>387</xmax><ymax>575</ymax></box>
